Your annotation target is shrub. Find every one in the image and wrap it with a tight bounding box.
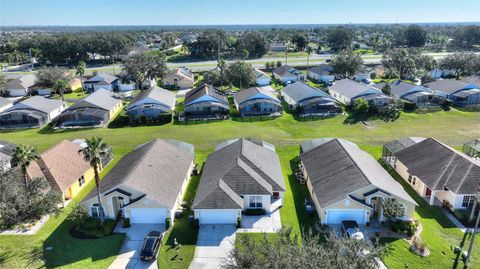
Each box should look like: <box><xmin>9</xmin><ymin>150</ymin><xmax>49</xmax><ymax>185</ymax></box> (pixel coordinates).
<box><xmin>122</xmin><ymin>218</ymin><xmax>131</xmax><ymax>228</ymax></box>
<box><xmin>68</xmin><ymin>203</ymin><xmax>89</xmax><ymax>226</ymax></box>
<box><xmin>193</xmin><ymin>218</ymin><xmax>200</xmax><ymax>229</ymax></box>
<box><xmin>166</xmin><ymin>217</ymin><xmax>171</xmax><ymax>229</ymax></box>
<box><xmin>390</xmin><ymin>220</ymin><xmax>417</xmax><ymax>236</ymax></box>
<box><xmin>237</xmin><ymin>217</ymin><xmax>242</xmax><ymax>228</ymax></box>
<box><xmin>243</xmin><ymin>209</ymin><xmax>266</xmax><ymax>215</ymax></box>
<box><xmin>77</xmin><ymin>218</ymin><xmax>116</xmax><ymax>238</ymax></box>
<box><xmin>403</xmin><ymin>101</ymin><xmax>416</xmax><ymax>111</ymax></box>
<box><xmin>453</xmin><ymin>209</ymin><xmax>468</xmax><ymax>222</ymax></box>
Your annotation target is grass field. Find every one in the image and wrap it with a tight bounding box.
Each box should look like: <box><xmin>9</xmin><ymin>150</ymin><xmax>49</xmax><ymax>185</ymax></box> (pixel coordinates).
<box><xmin>0</xmin><ymin>108</ymin><xmax>479</xmax><ymax>268</ymax></box>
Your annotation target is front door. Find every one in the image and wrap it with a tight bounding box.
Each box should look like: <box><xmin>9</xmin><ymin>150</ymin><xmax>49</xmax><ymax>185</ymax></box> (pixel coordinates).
<box><xmin>425</xmin><ymin>188</ymin><xmax>432</xmax><ymax>197</ymax></box>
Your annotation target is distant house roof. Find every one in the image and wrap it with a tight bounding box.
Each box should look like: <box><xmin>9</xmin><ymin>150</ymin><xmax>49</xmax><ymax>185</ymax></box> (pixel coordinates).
<box><xmin>68</xmin><ymin>89</ymin><xmax>121</xmax><ymax>111</ymax></box>
<box><xmin>5</xmin><ymin>74</ymin><xmax>36</xmax><ymax>90</ymax></box>
<box><xmin>184</xmin><ymin>84</ymin><xmax>228</xmax><ymax>106</ymax></box>
<box><xmin>83</xmin><ymin>139</ymin><xmax>195</xmax><ymax>208</ymax></box>
<box><xmin>383</xmin><ymin>80</ymin><xmax>432</xmax><ymax>98</ymax></box>
<box><xmin>28</xmin><ymin>140</ymin><xmax>91</xmax><ymax>193</ymax></box>
<box><xmin>5</xmin><ymin>96</ymin><xmax>65</xmax><ymax>115</ymax></box>
<box><xmin>234</xmin><ymin>86</ymin><xmax>280</xmax><ymax>105</ymax></box>
<box><xmin>255</xmin><ymin>69</ymin><xmax>271</xmax><ymax>80</ymax></box>
<box><xmin>280</xmin><ymin>81</ymin><xmax>333</xmax><ymax>103</ymax></box>
<box><xmin>300</xmin><ymin>138</ymin><xmax>416</xmax><ymax>208</ymax></box>
<box><xmin>127</xmin><ymin>86</ymin><xmax>176</xmax><ymax>110</ymax></box>
<box><xmin>273</xmin><ymin>65</ymin><xmax>301</xmax><ymax>78</ymax></box>
<box><xmin>383</xmin><ymin>137</ymin><xmax>426</xmax><ymax>155</ymax></box>
<box><xmin>193</xmin><ymin>138</ymin><xmax>286</xmax><ymax>209</ymax></box>
<box><xmin>309</xmin><ymin>64</ymin><xmax>333</xmax><ymax>76</ymax></box>
<box><xmin>329</xmin><ymin>79</ymin><xmax>385</xmax><ymax>99</ymax></box>
<box><xmin>164</xmin><ymin>68</ymin><xmax>194</xmax><ymax>82</ymax></box>
<box><xmin>427</xmin><ymin>79</ymin><xmax>479</xmax><ymax>95</ymax></box>
<box><xmin>394</xmin><ymin>138</ymin><xmax>480</xmax><ymax>195</ymax></box>
<box><xmin>85</xmin><ymin>73</ymin><xmax>118</xmax><ymax>84</ymax></box>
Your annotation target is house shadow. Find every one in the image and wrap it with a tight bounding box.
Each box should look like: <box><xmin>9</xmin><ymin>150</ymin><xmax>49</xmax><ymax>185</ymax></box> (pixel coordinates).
<box><xmin>37</xmin><ymin>125</ymin><xmax>95</xmax><ymax>134</ymax></box>
<box><xmin>41</xmin><ymin>218</ymin><xmax>124</xmax><ymax>268</ymax></box>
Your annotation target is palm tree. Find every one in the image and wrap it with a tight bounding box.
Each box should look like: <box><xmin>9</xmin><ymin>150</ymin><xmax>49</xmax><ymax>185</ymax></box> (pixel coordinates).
<box><xmin>75</xmin><ymin>61</ymin><xmax>86</xmax><ymax>97</ymax></box>
<box><xmin>217</xmin><ymin>57</ymin><xmax>226</xmax><ymax>91</ymax></box>
<box><xmin>79</xmin><ymin>137</ymin><xmax>111</xmax><ymax>224</ymax></box>
<box><xmin>11</xmin><ymin>145</ymin><xmax>39</xmax><ymax>189</ymax></box>
<box><xmin>306</xmin><ymin>46</ymin><xmax>313</xmax><ymax>75</ymax></box>
<box><xmin>53</xmin><ymin>78</ymin><xmax>69</xmax><ymax>102</ymax></box>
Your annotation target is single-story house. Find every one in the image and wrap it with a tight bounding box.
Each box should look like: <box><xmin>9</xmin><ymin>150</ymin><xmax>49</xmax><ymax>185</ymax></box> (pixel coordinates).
<box><xmin>428</xmin><ymin>68</ymin><xmax>455</xmax><ymax>79</ymax></box>
<box><xmin>4</xmin><ymin>74</ymin><xmax>36</xmax><ymax>97</ymax></box>
<box><xmin>463</xmin><ymin>139</ymin><xmax>480</xmax><ymax>158</ymax></box>
<box><xmin>81</xmin><ymin>139</ymin><xmax>195</xmax><ymax>224</ymax></box>
<box><xmin>26</xmin><ymin>140</ymin><xmax>95</xmax><ymax>201</ymax></box>
<box><xmin>126</xmin><ymin>86</ymin><xmax>176</xmax><ymax>122</ymax></box>
<box><xmin>71</xmin><ymin>138</ymin><xmax>114</xmax><ymax>169</ymax></box>
<box><xmin>0</xmin><ymin>140</ymin><xmax>17</xmax><ymax>169</ymax></box>
<box><xmin>0</xmin><ymin>96</ymin><xmax>66</xmax><ymax>129</ymax></box>
<box><xmin>233</xmin><ymin>87</ymin><xmax>281</xmax><ymax>117</ymax></box>
<box><xmin>273</xmin><ymin>65</ymin><xmax>306</xmax><ymax>84</ymax></box>
<box><xmin>184</xmin><ymin>84</ymin><xmax>229</xmax><ymax>119</ymax></box>
<box><xmin>375</xmin><ymin>80</ymin><xmax>443</xmax><ymax>108</ymax></box>
<box><xmin>280</xmin><ymin>81</ymin><xmax>339</xmax><ymax>116</ymax></box>
<box><xmin>0</xmin><ymin>97</ymin><xmax>13</xmax><ymax>113</ymax></box>
<box><xmin>84</xmin><ymin>73</ymin><xmax>118</xmax><ymax>92</ymax></box>
<box><xmin>255</xmin><ymin>69</ymin><xmax>271</xmax><ymax>86</ymax></box>
<box><xmin>329</xmin><ymin>79</ymin><xmax>393</xmax><ymax>107</ymax></box>
<box><xmin>427</xmin><ymin>79</ymin><xmax>480</xmax><ymax>107</ymax></box>
<box><xmin>193</xmin><ymin>138</ymin><xmax>286</xmax><ymax>224</ymax></box>
<box><xmin>53</xmin><ymin>89</ymin><xmax>122</xmax><ymax>128</ymax></box>
<box><xmin>163</xmin><ymin>67</ymin><xmax>194</xmax><ymax>89</ymax></box>
<box><xmin>308</xmin><ymin>64</ymin><xmax>335</xmax><ymax>83</ymax></box>
<box><xmin>383</xmin><ymin>137</ymin><xmax>480</xmax><ymax>210</ymax></box>
<box><xmin>300</xmin><ymin>138</ymin><xmax>417</xmax><ymax>225</ymax></box>
<box><xmin>34</xmin><ymin>77</ymin><xmax>83</xmax><ymax>96</ymax></box>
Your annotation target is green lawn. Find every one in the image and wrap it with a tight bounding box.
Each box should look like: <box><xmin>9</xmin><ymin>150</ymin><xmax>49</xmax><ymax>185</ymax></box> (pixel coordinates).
<box><xmin>0</xmin><ymin>107</ymin><xmax>479</xmax><ymax>268</ymax></box>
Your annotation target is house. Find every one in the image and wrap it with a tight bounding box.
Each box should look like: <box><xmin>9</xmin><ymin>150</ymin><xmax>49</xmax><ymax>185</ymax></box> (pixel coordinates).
<box><xmin>84</xmin><ymin>73</ymin><xmax>118</xmax><ymax>92</ymax></box>
<box><xmin>34</xmin><ymin>77</ymin><xmax>83</xmax><ymax>96</ymax></box>
<box><xmin>0</xmin><ymin>96</ymin><xmax>66</xmax><ymax>129</ymax></box>
<box><xmin>428</xmin><ymin>68</ymin><xmax>455</xmax><ymax>79</ymax></box>
<box><xmin>280</xmin><ymin>81</ymin><xmax>339</xmax><ymax>116</ymax></box>
<box><xmin>4</xmin><ymin>74</ymin><xmax>36</xmax><ymax>97</ymax></box>
<box><xmin>300</xmin><ymin>138</ymin><xmax>417</xmax><ymax>225</ymax></box>
<box><xmin>382</xmin><ymin>137</ymin><xmax>480</xmax><ymax>210</ymax></box>
<box><xmin>71</xmin><ymin>139</ymin><xmax>114</xmax><ymax>169</ymax></box>
<box><xmin>329</xmin><ymin>79</ymin><xmax>393</xmax><ymax>107</ymax></box>
<box><xmin>255</xmin><ymin>69</ymin><xmax>271</xmax><ymax>86</ymax></box>
<box><xmin>53</xmin><ymin>89</ymin><xmax>122</xmax><ymax>128</ymax></box>
<box><xmin>26</xmin><ymin>140</ymin><xmax>95</xmax><ymax>201</ymax></box>
<box><xmin>427</xmin><ymin>79</ymin><xmax>480</xmax><ymax>107</ymax></box>
<box><xmin>463</xmin><ymin>139</ymin><xmax>480</xmax><ymax>158</ymax></box>
<box><xmin>272</xmin><ymin>65</ymin><xmax>306</xmax><ymax>84</ymax></box>
<box><xmin>81</xmin><ymin>139</ymin><xmax>195</xmax><ymax>224</ymax></box>
<box><xmin>0</xmin><ymin>140</ymin><xmax>16</xmax><ymax>169</ymax></box>
<box><xmin>353</xmin><ymin>65</ymin><xmax>375</xmax><ymax>82</ymax></box>
<box><xmin>308</xmin><ymin>64</ymin><xmax>334</xmax><ymax>83</ymax></box>
<box><xmin>375</xmin><ymin>80</ymin><xmax>443</xmax><ymax>108</ymax></box>
<box><xmin>270</xmin><ymin>43</ymin><xmax>288</xmax><ymax>52</ymax></box>
<box><xmin>184</xmin><ymin>84</ymin><xmax>229</xmax><ymax>119</ymax></box>
<box><xmin>163</xmin><ymin>67</ymin><xmax>194</xmax><ymax>89</ymax></box>
<box><xmin>0</xmin><ymin>97</ymin><xmax>13</xmax><ymax>113</ymax></box>
<box><xmin>193</xmin><ymin>138</ymin><xmax>286</xmax><ymax>224</ymax></box>
<box><xmin>126</xmin><ymin>86</ymin><xmax>176</xmax><ymax>122</ymax></box>
<box><xmin>461</xmin><ymin>76</ymin><xmax>480</xmax><ymax>85</ymax></box>
<box><xmin>233</xmin><ymin>87</ymin><xmax>281</xmax><ymax>117</ymax></box>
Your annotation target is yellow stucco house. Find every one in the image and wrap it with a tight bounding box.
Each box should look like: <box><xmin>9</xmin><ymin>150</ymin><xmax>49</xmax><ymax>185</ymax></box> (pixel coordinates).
<box><xmin>27</xmin><ymin>140</ymin><xmax>95</xmax><ymax>200</ymax></box>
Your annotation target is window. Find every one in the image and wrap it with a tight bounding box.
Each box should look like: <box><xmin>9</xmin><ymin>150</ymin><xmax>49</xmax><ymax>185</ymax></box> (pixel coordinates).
<box><xmin>462</xmin><ymin>196</ymin><xmax>475</xmax><ymax>208</ymax></box>
<box><xmin>412</xmin><ymin>177</ymin><xmax>416</xmax><ymax>185</ymax></box>
<box><xmin>408</xmin><ymin>175</ymin><xmax>413</xmax><ymax>184</ymax></box>
<box><xmin>91</xmin><ymin>203</ymin><xmax>100</xmax><ymax>218</ymax></box>
<box><xmin>78</xmin><ymin>176</ymin><xmax>85</xmax><ymax>187</ymax></box>
<box><xmin>249</xmin><ymin>196</ymin><xmax>263</xmax><ymax>208</ymax></box>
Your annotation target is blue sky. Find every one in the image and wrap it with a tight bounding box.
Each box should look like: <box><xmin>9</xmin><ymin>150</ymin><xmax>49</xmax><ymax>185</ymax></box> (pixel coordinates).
<box><xmin>1</xmin><ymin>0</ymin><xmax>479</xmax><ymax>26</ymax></box>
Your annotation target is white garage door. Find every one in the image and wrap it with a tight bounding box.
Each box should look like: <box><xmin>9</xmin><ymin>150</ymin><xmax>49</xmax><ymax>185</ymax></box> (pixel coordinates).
<box><xmin>326</xmin><ymin>209</ymin><xmax>366</xmax><ymax>224</ymax></box>
<box><xmin>130</xmin><ymin>208</ymin><xmax>168</xmax><ymax>224</ymax></box>
<box><xmin>198</xmin><ymin>210</ymin><xmax>238</xmax><ymax>224</ymax></box>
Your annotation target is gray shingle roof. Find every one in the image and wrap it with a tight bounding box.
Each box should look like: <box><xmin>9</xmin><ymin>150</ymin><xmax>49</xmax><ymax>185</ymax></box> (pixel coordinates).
<box><xmin>5</xmin><ymin>74</ymin><xmax>36</xmax><ymax>90</ymax></box>
<box><xmin>85</xmin><ymin>73</ymin><xmax>118</xmax><ymax>84</ymax></box>
<box><xmin>427</xmin><ymin>79</ymin><xmax>475</xmax><ymax>94</ymax></box>
<box><xmin>308</xmin><ymin>64</ymin><xmax>333</xmax><ymax>76</ymax></box>
<box><xmin>280</xmin><ymin>81</ymin><xmax>333</xmax><ymax>103</ymax></box>
<box><xmin>329</xmin><ymin>79</ymin><xmax>383</xmax><ymax>99</ymax></box>
<box><xmin>83</xmin><ymin>139</ymin><xmax>194</xmax><ymax>208</ymax></box>
<box><xmin>385</xmin><ymin>80</ymin><xmax>432</xmax><ymax>98</ymax></box>
<box><xmin>234</xmin><ymin>87</ymin><xmax>280</xmax><ymax>105</ymax></box>
<box><xmin>68</xmin><ymin>89</ymin><xmax>121</xmax><ymax>111</ymax></box>
<box><xmin>462</xmin><ymin>76</ymin><xmax>480</xmax><ymax>85</ymax></box>
<box><xmin>394</xmin><ymin>138</ymin><xmax>480</xmax><ymax>195</ymax></box>
<box><xmin>384</xmin><ymin>137</ymin><xmax>426</xmax><ymax>155</ymax></box>
<box><xmin>127</xmin><ymin>86</ymin><xmax>176</xmax><ymax>110</ymax></box>
<box><xmin>300</xmin><ymin>138</ymin><xmax>416</xmax><ymax>208</ymax></box>
<box><xmin>273</xmin><ymin>65</ymin><xmax>299</xmax><ymax>78</ymax></box>
<box><xmin>193</xmin><ymin>138</ymin><xmax>286</xmax><ymax>209</ymax></box>
<box><xmin>184</xmin><ymin>84</ymin><xmax>228</xmax><ymax>106</ymax></box>
<box><xmin>6</xmin><ymin>96</ymin><xmax>65</xmax><ymax>114</ymax></box>
<box><xmin>0</xmin><ymin>97</ymin><xmax>13</xmax><ymax>109</ymax></box>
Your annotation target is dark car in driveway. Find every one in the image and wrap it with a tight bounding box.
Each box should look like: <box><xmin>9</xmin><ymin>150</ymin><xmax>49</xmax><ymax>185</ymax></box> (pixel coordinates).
<box><xmin>140</xmin><ymin>231</ymin><xmax>163</xmax><ymax>261</ymax></box>
<box><xmin>341</xmin><ymin>220</ymin><xmax>365</xmax><ymax>240</ymax></box>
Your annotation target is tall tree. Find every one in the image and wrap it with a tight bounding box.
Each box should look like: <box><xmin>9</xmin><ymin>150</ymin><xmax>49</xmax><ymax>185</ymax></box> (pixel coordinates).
<box><xmin>403</xmin><ymin>25</ymin><xmax>427</xmax><ymax>48</ymax></box>
<box><xmin>291</xmin><ymin>33</ymin><xmax>308</xmax><ymax>51</ymax></box>
<box><xmin>306</xmin><ymin>46</ymin><xmax>313</xmax><ymax>73</ymax></box>
<box><xmin>225</xmin><ymin>61</ymin><xmax>256</xmax><ymax>88</ymax></box>
<box><xmin>382</xmin><ymin>48</ymin><xmax>422</xmax><ymax>79</ymax></box>
<box><xmin>75</xmin><ymin>60</ymin><xmax>86</xmax><ymax>97</ymax></box>
<box><xmin>35</xmin><ymin>66</ymin><xmax>70</xmax><ymax>89</ymax></box>
<box><xmin>79</xmin><ymin>137</ymin><xmax>111</xmax><ymax>224</ymax></box>
<box><xmin>217</xmin><ymin>57</ymin><xmax>226</xmax><ymax>90</ymax></box>
<box><xmin>236</xmin><ymin>32</ymin><xmax>269</xmax><ymax>58</ymax></box>
<box><xmin>331</xmin><ymin>50</ymin><xmax>363</xmax><ymax>78</ymax></box>
<box><xmin>122</xmin><ymin>52</ymin><xmax>167</xmax><ymax>90</ymax></box>
<box><xmin>440</xmin><ymin>52</ymin><xmax>477</xmax><ymax>79</ymax></box>
<box><xmin>11</xmin><ymin>145</ymin><xmax>39</xmax><ymax>189</ymax></box>
<box><xmin>53</xmin><ymin>78</ymin><xmax>69</xmax><ymax>101</ymax></box>
<box><xmin>326</xmin><ymin>27</ymin><xmax>353</xmax><ymax>51</ymax></box>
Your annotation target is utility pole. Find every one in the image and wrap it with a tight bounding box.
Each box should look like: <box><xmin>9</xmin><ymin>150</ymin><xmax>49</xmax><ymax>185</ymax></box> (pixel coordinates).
<box><xmin>464</xmin><ymin>183</ymin><xmax>480</xmax><ymax>268</ymax></box>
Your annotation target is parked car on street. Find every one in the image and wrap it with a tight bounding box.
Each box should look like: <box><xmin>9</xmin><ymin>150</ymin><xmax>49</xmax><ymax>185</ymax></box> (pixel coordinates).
<box><xmin>341</xmin><ymin>220</ymin><xmax>365</xmax><ymax>240</ymax></box>
<box><xmin>140</xmin><ymin>231</ymin><xmax>163</xmax><ymax>261</ymax></box>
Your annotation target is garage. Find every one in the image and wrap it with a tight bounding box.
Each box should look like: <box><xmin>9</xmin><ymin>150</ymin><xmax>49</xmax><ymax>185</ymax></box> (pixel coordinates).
<box><xmin>325</xmin><ymin>209</ymin><xmax>367</xmax><ymax>224</ymax></box>
<box><xmin>129</xmin><ymin>208</ymin><xmax>168</xmax><ymax>224</ymax></box>
<box><xmin>197</xmin><ymin>209</ymin><xmax>239</xmax><ymax>224</ymax></box>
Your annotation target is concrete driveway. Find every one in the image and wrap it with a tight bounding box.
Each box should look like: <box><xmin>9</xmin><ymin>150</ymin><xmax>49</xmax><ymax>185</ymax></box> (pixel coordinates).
<box><xmin>189</xmin><ymin>225</ymin><xmax>237</xmax><ymax>269</ymax></box>
<box><xmin>109</xmin><ymin>223</ymin><xmax>165</xmax><ymax>269</ymax></box>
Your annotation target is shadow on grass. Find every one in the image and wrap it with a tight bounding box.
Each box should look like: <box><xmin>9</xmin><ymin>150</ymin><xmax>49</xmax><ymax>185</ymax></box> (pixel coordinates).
<box><xmin>37</xmin><ymin>125</ymin><xmax>96</xmax><ymax>134</ymax></box>
<box><xmin>0</xmin><ymin>250</ymin><xmax>13</xmax><ymax>266</ymax></box>
<box><xmin>451</xmin><ymin>232</ymin><xmax>469</xmax><ymax>269</ymax></box>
